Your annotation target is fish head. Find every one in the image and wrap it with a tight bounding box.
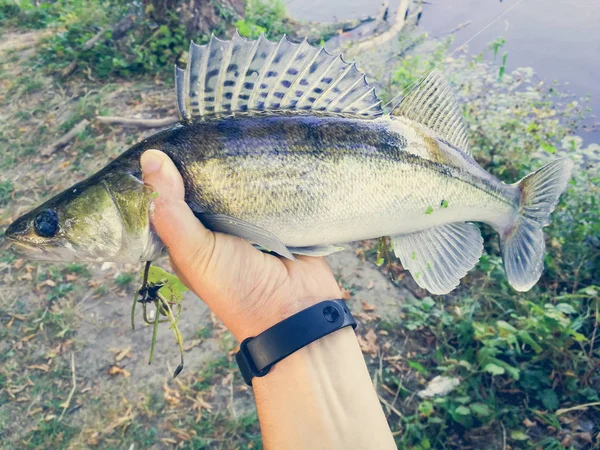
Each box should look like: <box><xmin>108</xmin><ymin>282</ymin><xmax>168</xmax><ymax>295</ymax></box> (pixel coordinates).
<box><xmin>5</xmin><ymin>170</ymin><xmax>163</xmax><ymax>263</ymax></box>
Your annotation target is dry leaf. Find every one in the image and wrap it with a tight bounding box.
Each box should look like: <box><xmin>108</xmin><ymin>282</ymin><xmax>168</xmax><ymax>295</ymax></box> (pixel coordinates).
<box><xmin>39</xmin><ymin>279</ymin><xmax>57</xmax><ymax>288</ymax></box>
<box><xmin>221</xmin><ymin>372</ymin><xmax>234</xmax><ymax>386</ymax></box>
<box><xmin>362</xmin><ymin>301</ymin><xmax>376</xmax><ymax>312</ymax></box>
<box><xmin>110</xmin><ymin>346</ymin><xmax>132</xmax><ymax>362</ymax></box>
<box><xmin>358</xmin><ymin>329</ymin><xmax>378</xmax><ymax>356</ymax></box>
<box><xmin>8</xmin><ymin>313</ymin><xmax>26</xmax><ymax>321</ymax></box>
<box><xmin>28</xmin><ymin>407</ymin><xmax>43</xmax><ymax>417</ymax></box>
<box><xmin>107</xmin><ymin>366</ymin><xmax>130</xmax><ymax>378</ymax></box>
<box><xmin>21</xmin><ymin>333</ymin><xmax>36</xmax><ymax>343</ymax></box>
<box><xmin>523</xmin><ymin>418</ymin><xmax>536</xmax><ymax>428</ymax></box>
<box><xmin>183</xmin><ymin>339</ymin><xmax>202</xmax><ymax>352</ymax></box>
<box><xmin>341</xmin><ymin>288</ymin><xmax>352</xmax><ymax>300</ymax></box>
<box><xmin>65</xmin><ymin>273</ymin><xmax>78</xmax><ymax>281</ymax></box>
<box><xmin>367</xmin><ymin>280</ymin><xmax>375</xmax><ymax>290</ymax></box>
<box><xmin>27</xmin><ymin>364</ymin><xmax>50</xmax><ymax>372</ymax></box>
<box><xmin>163</xmin><ymin>383</ymin><xmax>181</xmax><ymax>407</ymax></box>
<box><xmin>13</xmin><ymin>259</ymin><xmax>24</xmax><ymax>270</ymax></box>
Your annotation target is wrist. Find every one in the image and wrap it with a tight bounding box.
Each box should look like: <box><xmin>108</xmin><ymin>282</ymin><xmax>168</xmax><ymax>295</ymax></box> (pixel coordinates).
<box><xmin>252</xmin><ymin>327</ymin><xmax>397</xmax><ymax>450</ymax></box>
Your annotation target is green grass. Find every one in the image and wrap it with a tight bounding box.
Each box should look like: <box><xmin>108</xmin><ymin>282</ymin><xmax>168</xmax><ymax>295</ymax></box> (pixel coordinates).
<box><xmin>114</xmin><ymin>272</ymin><xmax>135</xmax><ymax>287</ymax></box>
<box><xmin>236</xmin><ymin>0</ymin><xmax>291</xmax><ymax>40</ymax></box>
<box><xmin>0</xmin><ymin>179</ymin><xmax>13</xmax><ymax>205</ymax></box>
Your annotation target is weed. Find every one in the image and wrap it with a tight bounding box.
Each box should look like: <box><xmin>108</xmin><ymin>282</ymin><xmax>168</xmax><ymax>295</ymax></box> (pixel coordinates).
<box><xmin>115</xmin><ymin>272</ymin><xmax>134</xmax><ymax>287</ymax></box>
<box><xmin>382</xmin><ymin>36</ymin><xmax>600</xmax><ymax>449</ymax></box>
<box><xmin>0</xmin><ymin>179</ymin><xmax>13</xmax><ymax>205</ymax></box>
<box><xmin>236</xmin><ymin>0</ymin><xmax>291</xmax><ymax>40</ymax></box>
<box><xmin>0</xmin><ymin>0</ymin><xmax>63</xmax><ymax>29</ymax></box>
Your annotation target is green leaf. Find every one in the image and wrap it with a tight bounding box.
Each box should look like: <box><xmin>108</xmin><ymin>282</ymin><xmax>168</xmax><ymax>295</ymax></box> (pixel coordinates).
<box><xmin>425</xmin><ymin>205</ymin><xmax>434</xmax><ymax>215</ymax></box>
<box><xmin>454</xmin><ymin>405</ymin><xmax>471</xmax><ymax>416</ymax></box>
<box><xmin>510</xmin><ymin>430</ymin><xmax>529</xmax><ymax>441</ymax></box>
<box><xmin>517</xmin><ymin>330</ymin><xmax>543</xmax><ymax>353</ymax></box>
<box><xmin>540</xmin><ymin>142</ymin><xmax>557</xmax><ymax>154</ymax></box>
<box><xmin>470</xmin><ymin>402</ymin><xmax>492</xmax><ymax>418</ymax></box>
<box><xmin>555</xmin><ymin>303</ymin><xmax>577</xmax><ymax>314</ymax></box>
<box><xmin>418</xmin><ymin>401</ymin><xmax>434</xmax><ymax>416</ymax></box>
<box><xmin>147</xmin><ymin>266</ymin><xmax>188</xmax><ymax>302</ymax></box>
<box><xmin>484</xmin><ymin>363</ymin><xmax>505</xmax><ymax>376</ymax></box>
<box><xmin>408</xmin><ymin>360</ymin><xmax>428</xmax><ymax>374</ymax></box>
<box><xmin>540</xmin><ymin>389</ymin><xmax>559</xmax><ymax>410</ymax></box>
<box><xmin>497</xmin><ymin>320</ymin><xmax>518</xmax><ymax>333</ymax></box>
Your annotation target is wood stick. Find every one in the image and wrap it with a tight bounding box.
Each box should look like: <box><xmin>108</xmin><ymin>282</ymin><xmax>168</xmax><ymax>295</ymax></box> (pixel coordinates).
<box><xmin>41</xmin><ymin>119</ymin><xmax>90</xmax><ymax>156</ymax></box>
<box><xmin>346</xmin><ymin>0</ymin><xmax>412</xmax><ymax>56</ymax></box>
<box><xmin>96</xmin><ymin>116</ymin><xmax>179</xmax><ymax>129</ymax></box>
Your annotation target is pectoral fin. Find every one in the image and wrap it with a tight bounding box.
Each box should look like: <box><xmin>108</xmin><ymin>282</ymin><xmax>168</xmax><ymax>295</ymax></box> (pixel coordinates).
<box><xmin>391</xmin><ymin>223</ymin><xmax>483</xmax><ymax>295</ymax></box>
<box><xmin>194</xmin><ymin>213</ymin><xmax>295</xmax><ymax>261</ymax></box>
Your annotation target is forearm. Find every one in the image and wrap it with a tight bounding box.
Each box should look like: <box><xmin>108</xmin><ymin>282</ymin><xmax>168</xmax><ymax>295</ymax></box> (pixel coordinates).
<box><xmin>252</xmin><ymin>327</ymin><xmax>396</xmax><ymax>450</ymax></box>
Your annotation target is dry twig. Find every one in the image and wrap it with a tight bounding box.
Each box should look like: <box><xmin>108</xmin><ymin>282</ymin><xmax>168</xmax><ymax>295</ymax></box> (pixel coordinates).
<box><xmin>59</xmin><ymin>352</ymin><xmax>76</xmax><ymax>421</ymax></box>
<box><xmin>41</xmin><ymin>119</ymin><xmax>90</xmax><ymax>156</ymax></box>
<box><xmin>96</xmin><ymin>116</ymin><xmax>179</xmax><ymax>129</ymax></box>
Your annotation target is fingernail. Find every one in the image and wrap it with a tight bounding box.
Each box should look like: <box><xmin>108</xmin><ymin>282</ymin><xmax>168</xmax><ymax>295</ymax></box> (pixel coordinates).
<box><xmin>141</xmin><ymin>150</ymin><xmax>163</xmax><ymax>175</ymax></box>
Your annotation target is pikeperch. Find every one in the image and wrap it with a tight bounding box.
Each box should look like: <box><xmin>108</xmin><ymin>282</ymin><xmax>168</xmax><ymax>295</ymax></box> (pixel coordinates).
<box><xmin>5</xmin><ymin>33</ymin><xmax>573</xmax><ymax>295</ymax></box>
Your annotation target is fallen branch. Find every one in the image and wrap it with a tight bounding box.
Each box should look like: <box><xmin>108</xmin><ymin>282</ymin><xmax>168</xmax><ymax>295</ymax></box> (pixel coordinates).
<box><xmin>96</xmin><ymin>116</ymin><xmax>179</xmax><ymax>129</ymax></box>
<box><xmin>345</xmin><ymin>0</ymin><xmax>412</xmax><ymax>56</ymax></box>
<box><xmin>41</xmin><ymin>119</ymin><xmax>90</xmax><ymax>157</ymax></box>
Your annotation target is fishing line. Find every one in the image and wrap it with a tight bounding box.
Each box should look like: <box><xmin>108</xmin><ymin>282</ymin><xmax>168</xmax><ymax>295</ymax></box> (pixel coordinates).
<box><xmin>382</xmin><ymin>0</ymin><xmax>529</xmax><ymax>111</ymax></box>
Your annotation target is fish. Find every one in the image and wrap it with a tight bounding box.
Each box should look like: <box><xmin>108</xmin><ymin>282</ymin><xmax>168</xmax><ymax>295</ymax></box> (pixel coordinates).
<box><xmin>4</xmin><ymin>32</ymin><xmax>573</xmax><ymax>295</ymax></box>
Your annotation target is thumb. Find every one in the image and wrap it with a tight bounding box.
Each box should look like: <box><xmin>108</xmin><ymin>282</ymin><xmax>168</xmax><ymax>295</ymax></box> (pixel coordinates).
<box><xmin>140</xmin><ymin>149</ymin><xmax>215</xmax><ymax>272</ymax></box>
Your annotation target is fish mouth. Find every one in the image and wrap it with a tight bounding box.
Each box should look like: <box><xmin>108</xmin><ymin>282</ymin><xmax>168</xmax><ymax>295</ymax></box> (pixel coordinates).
<box><xmin>5</xmin><ymin>238</ymin><xmax>54</xmax><ymax>260</ymax></box>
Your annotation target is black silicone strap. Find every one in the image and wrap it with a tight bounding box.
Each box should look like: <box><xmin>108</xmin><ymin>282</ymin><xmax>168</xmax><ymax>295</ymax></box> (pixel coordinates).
<box><xmin>236</xmin><ymin>300</ymin><xmax>357</xmax><ymax>386</ymax></box>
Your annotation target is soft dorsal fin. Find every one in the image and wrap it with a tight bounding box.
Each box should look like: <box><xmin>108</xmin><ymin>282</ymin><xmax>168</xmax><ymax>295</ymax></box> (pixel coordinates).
<box><xmin>176</xmin><ymin>32</ymin><xmax>383</xmax><ymax>121</ymax></box>
<box><xmin>391</xmin><ymin>69</ymin><xmax>471</xmax><ymax>155</ymax></box>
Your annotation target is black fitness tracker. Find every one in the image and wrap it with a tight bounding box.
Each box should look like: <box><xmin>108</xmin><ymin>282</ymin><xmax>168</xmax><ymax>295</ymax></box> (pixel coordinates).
<box><xmin>235</xmin><ymin>299</ymin><xmax>357</xmax><ymax>386</ymax></box>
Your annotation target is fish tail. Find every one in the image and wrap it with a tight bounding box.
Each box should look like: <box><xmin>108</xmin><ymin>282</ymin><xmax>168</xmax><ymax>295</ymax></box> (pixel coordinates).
<box><xmin>500</xmin><ymin>158</ymin><xmax>574</xmax><ymax>291</ymax></box>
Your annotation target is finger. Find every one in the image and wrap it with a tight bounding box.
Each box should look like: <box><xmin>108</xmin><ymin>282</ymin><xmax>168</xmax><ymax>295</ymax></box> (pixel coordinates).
<box><xmin>141</xmin><ymin>149</ymin><xmax>215</xmax><ymax>274</ymax></box>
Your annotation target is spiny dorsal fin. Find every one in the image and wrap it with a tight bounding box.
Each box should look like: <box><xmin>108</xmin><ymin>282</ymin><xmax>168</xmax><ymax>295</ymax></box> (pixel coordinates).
<box><xmin>391</xmin><ymin>69</ymin><xmax>471</xmax><ymax>155</ymax></box>
<box><xmin>176</xmin><ymin>31</ymin><xmax>383</xmax><ymax>121</ymax></box>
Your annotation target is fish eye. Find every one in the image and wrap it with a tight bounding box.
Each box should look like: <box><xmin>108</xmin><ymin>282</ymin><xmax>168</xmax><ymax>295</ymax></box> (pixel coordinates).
<box><xmin>34</xmin><ymin>209</ymin><xmax>59</xmax><ymax>238</ymax></box>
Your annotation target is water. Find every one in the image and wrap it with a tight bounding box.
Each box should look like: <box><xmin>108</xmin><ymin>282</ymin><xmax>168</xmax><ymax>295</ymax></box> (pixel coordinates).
<box><xmin>285</xmin><ymin>0</ymin><xmax>600</xmax><ymax>142</ymax></box>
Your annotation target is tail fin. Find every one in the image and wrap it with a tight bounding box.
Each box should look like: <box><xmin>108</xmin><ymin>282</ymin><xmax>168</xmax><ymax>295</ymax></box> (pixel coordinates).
<box><xmin>501</xmin><ymin>158</ymin><xmax>574</xmax><ymax>291</ymax></box>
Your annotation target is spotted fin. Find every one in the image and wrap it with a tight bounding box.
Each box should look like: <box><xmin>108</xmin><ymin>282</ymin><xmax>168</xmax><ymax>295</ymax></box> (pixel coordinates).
<box><xmin>176</xmin><ymin>32</ymin><xmax>383</xmax><ymax>121</ymax></box>
<box><xmin>194</xmin><ymin>213</ymin><xmax>295</xmax><ymax>261</ymax></box>
<box><xmin>391</xmin><ymin>69</ymin><xmax>471</xmax><ymax>155</ymax></box>
<box><xmin>391</xmin><ymin>223</ymin><xmax>483</xmax><ymax>295</ymax></box>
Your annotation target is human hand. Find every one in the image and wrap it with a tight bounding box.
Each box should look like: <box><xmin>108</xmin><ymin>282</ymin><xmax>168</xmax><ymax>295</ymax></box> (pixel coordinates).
<box><xmin>140</xmin><ymin>150</ymin><xmax>342</xmax><ymax>342</ymax></box>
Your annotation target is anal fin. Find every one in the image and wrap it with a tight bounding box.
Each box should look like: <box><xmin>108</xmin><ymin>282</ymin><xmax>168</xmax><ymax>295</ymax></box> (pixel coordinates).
<box><xmin>391</xmin><ymin>223</ymin><xmax>483</xmax><ymax>295</ymax></box>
